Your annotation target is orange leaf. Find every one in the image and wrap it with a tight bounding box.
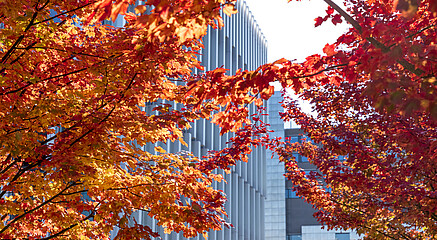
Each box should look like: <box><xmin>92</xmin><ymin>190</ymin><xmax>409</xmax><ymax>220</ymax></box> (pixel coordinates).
<box><xmin>323</xmin><ymin>43</ymin><xmax>337</xmax><ymax>57</ymax></box>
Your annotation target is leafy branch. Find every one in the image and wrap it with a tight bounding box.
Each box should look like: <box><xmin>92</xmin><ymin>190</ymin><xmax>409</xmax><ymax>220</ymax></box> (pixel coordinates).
<box><xmin>32</xmin><ymin>2</ymin><xmax>93</xmax><ymax>26</ymax></box>
<box><xmin>0</xmin><ymin>181</ymin><xmax>81</xmax><ymax>235</ymax></box>
<box><xmin>322</xmin><ymin>0</ymin><xmax>424</xmax><ymax>77</ymax></box>
<box><xmin>38</xmin><ymin>203</ymin><xmax>100</xmax><ymax>240</ymax></box>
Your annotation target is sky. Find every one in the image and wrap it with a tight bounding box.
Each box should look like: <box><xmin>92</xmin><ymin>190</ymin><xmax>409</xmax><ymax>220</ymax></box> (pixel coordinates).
<box><xmin>242</xmin><ymin>0</ymin><xmax>350</xmax><ymax>127</ymax></box>
<box><xmin>243</xmin><ymin>0</ymin><xmax>349</xmax><ymax>62</ymax></box>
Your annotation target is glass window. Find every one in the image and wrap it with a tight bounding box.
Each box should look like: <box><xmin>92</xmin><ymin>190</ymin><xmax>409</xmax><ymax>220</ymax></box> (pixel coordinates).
<box><xmin>285</xmin><ymin>189</ymin><xmax>298</xmax><ymax>199</ymax></box>
<box><xmin>290</xmin><ymin>136</ymin><xmax>299</xmax><ymax>143</ymax></box>
<box><xmin>335</xmin><ymin>233</ymin><xmax>350</xmax><ymax>240</ymax></box>
<box><xmin>286</xmin><ymin>234</ymin><xmax>302</xmax><ymax>240</ymax></box>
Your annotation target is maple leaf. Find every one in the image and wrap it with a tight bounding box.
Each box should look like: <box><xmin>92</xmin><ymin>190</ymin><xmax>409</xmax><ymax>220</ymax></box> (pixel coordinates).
<box><xmin>331</xmin><ymin>14</ymin><xmax>342</xmax><ymax>25</ymax></box>
<box><xmin>323</xmin><ymin>43</ymin><xmax>337</xmax><ymax>57</ymax></box>
<box><xmin>314</xmin><ymin>16</ymin><xmax>325</xmax><ymax>27</ymax></box>
<box><xmin>326</xmin><ymin>6</ymin><xmax>334</xmax><ymax>15</ymax></box>
<box><xmin>223</xmin><ymin>4</ymin><xmax>238</xmax><ymax>17</ymax></box>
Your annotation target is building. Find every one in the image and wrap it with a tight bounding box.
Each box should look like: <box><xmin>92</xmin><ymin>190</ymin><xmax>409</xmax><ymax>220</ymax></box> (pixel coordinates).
<box><xmin>266</xmin><ymin>91</ymin><xmax>361</xmax><ymax>240</ymax></box>
<box><xmin>109</xmin><ymin>1</ymin><xmax>268</xmax><ymax>239</ymax></box>
<box><xmin>187</xmin><ymin>2</ymin><xmax>268</xmax><ymax>239</ymax></box>
<box><xmin>265</xmin><ymin>91</ymin><xmax>287</xmax><ymax>240</ymax></box>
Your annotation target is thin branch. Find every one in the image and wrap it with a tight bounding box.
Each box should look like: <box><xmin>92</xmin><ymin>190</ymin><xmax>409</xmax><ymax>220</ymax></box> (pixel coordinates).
<box><xmin>107</xmin><ymin>182</ymin><xmax>166</xmax><ymax>192</ymax></box>
<box><xmin>0</xmin><ymin>181</ymin><xmax>79</xmax><ymax>235</ymax></box>
<box><xmin>38</xmin><ymin>69</ymin><xmax>132</xmax><ymax>148</ymax></box>
<box><xmin>38</xmin><ymin>204</ymin><xmax>99</xmax><ymax>240</ymax></box>
<box><xmin>406</xmin><ymin>24</ymin><xmax>436</xmax><ymax>39</ymax></box>
<box><xmin>0</xmin><ymin>158</ymin><xmax>43</xmax><ymax>199</ymax></box>
<box><xmin>16</xmin><ymin>46</ymin><xmax>109</xmax><ymax>59</ymax></box>
<box><xmin>323</xmin><ymin>0</ymin><xmax>362</xmax><ymax>32</ymax></box>
<box><xmin>125</xmin><ymin>188</ymin><xmax>142</xmax><ymax>198</ymax></box>
<box><xmin>40</xmin><ymin>53</ymin><xmax>124</xmax><ymax>82</ymax></box>
<box><xmin>41</xmin><ymin>67</ymin><xmax>89</xmax><ymax>82</ymax></box>
<box><xmin>0</xmin><ymin>36</ymin><xmax>24</xmax><ymax>65</ymax></box>
<box><xmin>66</xmin><ymin>104</ymin><xmax>117</xmax><ymax>149</ymax></box>
<box><xmin>0</xmin><ymin>9</ymin><xmax>38</xmax><ymax>66</ymax></box>
<box><xmin>0</xmin><ymin>83</ymin><xmax>32</xmax><ymax>96</ymax></box>
<box><xmin>2</xmin><ymin>52</ymin><xmax>117</xmax><ymax>96</ymax></box>
<box><xmin>32</xmin><ymin>2</ymin><xmax>93</xmax><ymax>26</ymax></box>
<box><xmin>35</xmin><ymin>0</ymin><xmax>50</xmax><ymax>12</ymax></box>
<box><xmin>68</xmin><ymin>71</ymin><xmax>138</xmax><ymax>148</ymax></box>
<box><xmin>0</xmin><ymin>154</ymin><xmax>16</xmax><ymax>175</ymax></box>
<box><xmin>59</xmin><ymin>189</ymin><xmax>88</xmax><ymax>197</ymax></box>
<box><xmin>0</xmin><ymin>41</ymin><xmax>39</xmax><ymax>77</ymax></box>
<box><xmin>292</xmin><ymin>63</ymin><xmax>350</xmax><ymax>79</ymax></box>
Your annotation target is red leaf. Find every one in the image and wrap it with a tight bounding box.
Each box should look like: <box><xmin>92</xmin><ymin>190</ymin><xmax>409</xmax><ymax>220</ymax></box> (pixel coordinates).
<box><xmin>331</xmin><ymin>14</ymin><xmax>342</xmax><ymax>25</ymax></box>
<box><xmin>314</xmin><ymin>16</ymin><xmax>325</xmax><ymax>27</ymax></box>
<box><xmin>323</xmin><ymin>43</ymin><xmax>337</xmax><ymax>57</ymax></box>
<box><xmin>326</xmin><ymin>6</ymin><xmax>334</xmax><ymax>15</ymax></box>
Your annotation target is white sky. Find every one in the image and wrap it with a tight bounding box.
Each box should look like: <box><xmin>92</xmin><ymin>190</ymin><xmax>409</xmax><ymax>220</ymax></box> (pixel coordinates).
<box><xmin>244</xmin><ymin>0</ymin><xmax>349</xmax><ymax>62</ymax></box>
<box><xmin>242</xmin><ymin>0</ymin><xmax>350</xmax><ymax>128</ymax></box>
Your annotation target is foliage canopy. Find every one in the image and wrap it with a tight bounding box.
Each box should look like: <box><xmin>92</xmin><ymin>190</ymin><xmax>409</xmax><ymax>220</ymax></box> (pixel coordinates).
<box><xmin>0</xmin><ymin>0</ymin><xmax>436</xmax><ymax>239</ymax></box>
<box><xmin>279</xmin><ymin>0</ymin><xmax>437</xmax><ymax>239</ymax></box>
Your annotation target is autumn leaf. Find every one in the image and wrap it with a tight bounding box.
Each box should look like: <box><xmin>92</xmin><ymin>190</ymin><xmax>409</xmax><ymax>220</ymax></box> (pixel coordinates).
<box><xmin>331</xmin><ymin>14</ymin><xmax>342</xmax><ymax>25</ymax></box>
<box><xmin>323</xmin><ymin>43</ymin><xmax>337</xmax><ymax>57</ymax></box>
<box><xmin>223</xmin><ymin>4</ymin><xmax>238</xmax><ymax>17</ymax></box>
<box><xmin>314</xmin><ymin>16</ymin><xmax>325</xmax><ymax>27</ymax></box>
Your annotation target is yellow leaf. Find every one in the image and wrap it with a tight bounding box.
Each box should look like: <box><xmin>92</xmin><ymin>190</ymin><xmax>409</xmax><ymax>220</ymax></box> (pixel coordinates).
<box><xmin>223</xmin><ymin>4</ymin><xmax>238</xmax><ymax>17</ymax></box>
<box><xmin>155</xmin><ymin>146</ymin><xmax>166</xmax><ymax>153</ymax></box>
<box><xmin>179</xmin><ymin>137</ymin><xmax>187</xmax><ymax>147</ymax></box>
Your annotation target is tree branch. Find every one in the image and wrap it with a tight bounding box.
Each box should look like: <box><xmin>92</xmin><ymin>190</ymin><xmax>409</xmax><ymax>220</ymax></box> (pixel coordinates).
<box><xmin>0</xmin><ymin>154</ymin><xmax>16</xmax><ymax>175</ymax></box>
<box><xmin>406</xmin><ymin>24</ymin><xmax>436</xmax><ymax>39</ymax></box>
<box><xmin>0</xmin><ymin>7</ymin><xmax>39</xmax><ymax>66</ymax></box>
<box><xmin>0</xmin><ymin>181</ymin><xmax>80</xmax><ymax>235</ymax></box>
<box><xmin>32</xmin><ymin>2</ymin><xmax>93</xmax><ymax>26</ymax></box>
<box><xmin>15</xmin><ymin>46</ymin><xmax>109</xmax><ymax>59</ymax></box>
<box><xmin>107</xmin><ymin>182</ymin><xmax>166</xmax><ymax>192</ymax></box>
<box><xmin>293</xmin><ymin>63</ymin><xmax>350</xmax><ymax>79</ymax></box>
<box><xmin>38</xmin><ymin>203</ymin><xmax>99</xmax><ymax>240</ymax></box>
<box><xmin>322</xmin><ymin>0</ymin><xmax>424</xmax><ymax>77</ymax></box>
<box><xmin>0</xmin><ymin>157</ymin><xmax>43</xmax><ymax>199</ymax></box>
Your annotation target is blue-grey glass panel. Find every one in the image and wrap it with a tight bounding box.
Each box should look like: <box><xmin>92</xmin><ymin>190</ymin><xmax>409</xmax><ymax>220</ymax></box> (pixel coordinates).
<box><xmin>335</xmin><ymin>233</ymin><xmax>350</xmax><ymax>240</ymax></box>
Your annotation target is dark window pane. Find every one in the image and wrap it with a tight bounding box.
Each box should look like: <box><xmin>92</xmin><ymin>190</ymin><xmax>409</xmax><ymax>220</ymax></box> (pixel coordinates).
<box><xmin>286</xmin><ymin>234</ymin><xmax>302</xmax><ymax>240</ymax></box>
<box><xmin>335</xmin><ymin>233</ymin><xmax>350</xmax><ymax>240</ymax></box>
<box><xmin>290</xmin><ymin>136</ymin><xmax>299</xmax><ymax>143</ymax></box>
<box><xmin>292</xmin><ymin>153</ymin><xmax>299</xmax><ymax>161</ymax></box>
